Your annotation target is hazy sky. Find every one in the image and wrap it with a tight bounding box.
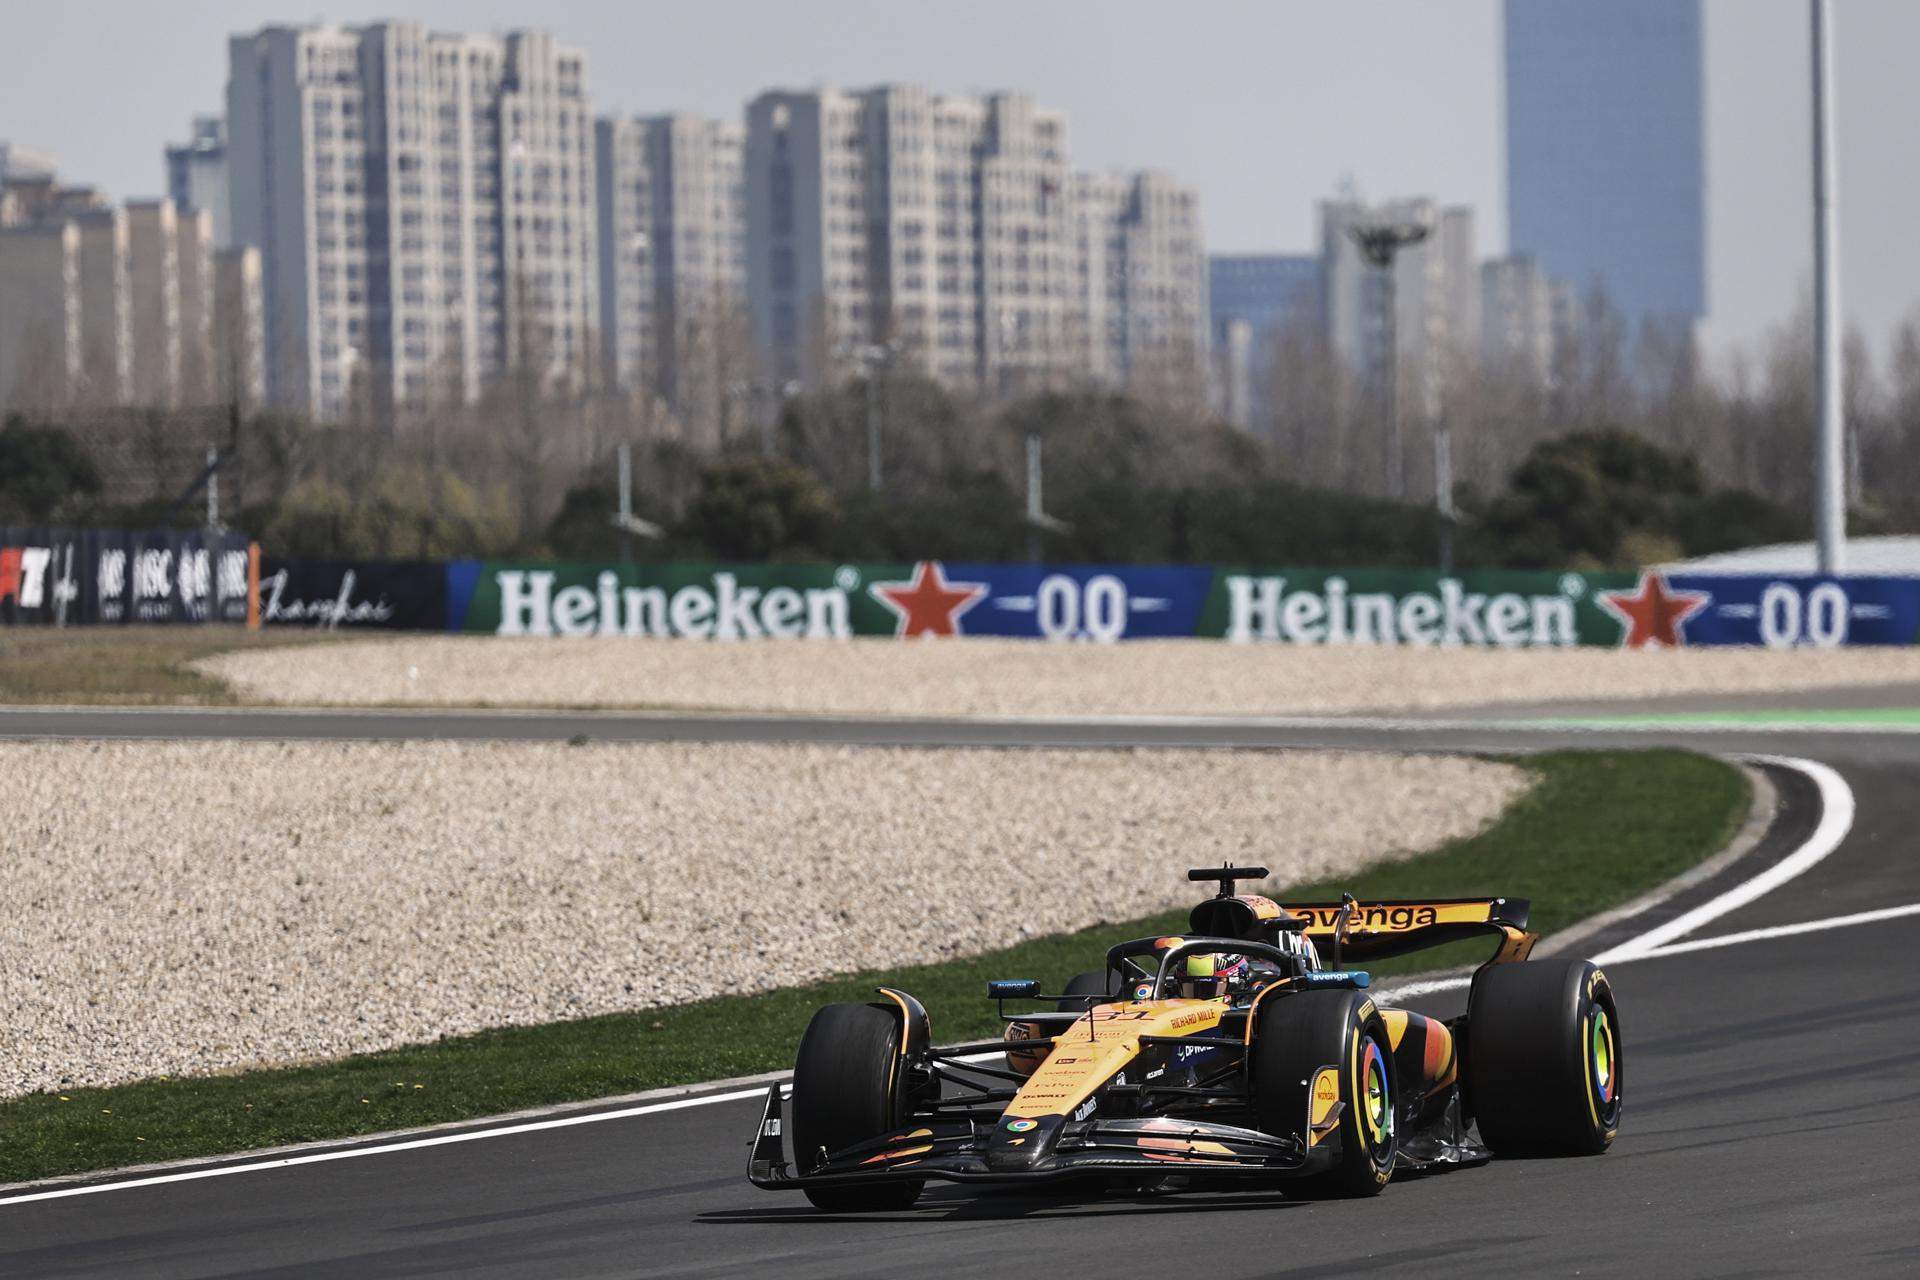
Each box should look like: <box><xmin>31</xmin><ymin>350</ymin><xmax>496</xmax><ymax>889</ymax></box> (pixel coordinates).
<box><xmin>4</xmin><ymin>1</ymin><xmax>1917</xmax><ymax>371</ymax></box>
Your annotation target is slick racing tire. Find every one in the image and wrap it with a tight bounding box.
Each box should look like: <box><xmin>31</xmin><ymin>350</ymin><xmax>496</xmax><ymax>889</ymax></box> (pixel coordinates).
<box><xmin>1252</xmin><ymin>989</ymin><xmax>1397</xmax><ymax>1198</ymax></box>
<box><xmin>1059</xmin><ymin>969</ymin><xmax>1122</xmax><ymax>1013</ymax></box>
<box><xmin>790</xmin><ymin>1002</ymin><xmax>924</xmax><ymax>1211</ymax></box>
<box><xmin>1466</xmin><ymin>958</ymin><xmax>1622</xmax><ymax>1157</ymax></box>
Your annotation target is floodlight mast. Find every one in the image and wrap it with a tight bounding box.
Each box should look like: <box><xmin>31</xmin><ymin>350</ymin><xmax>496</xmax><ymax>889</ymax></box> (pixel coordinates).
<box><xmin>1347</xmin><ymin>217</ymin><xmax>1431</xmax><ymax>501</ymax></box>
<box><xmin>1810</xmin><ymin>0</ymin><xmax>1846</xmax><ymax>575</ymax></box>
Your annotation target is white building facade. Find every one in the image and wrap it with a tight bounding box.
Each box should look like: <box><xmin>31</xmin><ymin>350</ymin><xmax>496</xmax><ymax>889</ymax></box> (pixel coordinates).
<box><xmin>125</xmin><ymin>199</ymin><xmax>182</xmax><ymax>407</ymax></box>
<box><xmin>226</xmin><ymin>22</ymin><xmax>598</xmax><ymax>420</ymax></box>
<box><xmin>0</xmin><ymin>222</ymin><xmax>82</xmax><ymax>414</ymax></box>
<box><xmin>595</xmin><ymin>112</ymin><xmax>747</xmax><ymax>444</ymax></box>
<box><xmin>213</xmin><ymin>245</ymin><xmax>268</xmax><ymax>411</ymax></box>
<box><xmin>71</xmin><ymin>205</ymin><xmax>132</xmax><ymax>406</ymax></box>
<box><xmin>1480</xmin><ymin>254</ymin><xmax>1558</xmax><ymax>384</ymax></box>
<box><xmin>0</xmin><ymin>168</ymin><xmax>214</xmax><ymax>412</ymax></box>
<box><xmin>175</xmin><ymin>207</ymin><xmax>216</xmax><ymax>405</ymax></box>
<box><xmin>745</xmin><ymin>85</ymin><xmax>1082</xmax><ymax>397</ymax></box>
<box><xmin>1074</xmin><ymin>169</ymin><xmax>1209</xmax><ymax>403</ymax></box>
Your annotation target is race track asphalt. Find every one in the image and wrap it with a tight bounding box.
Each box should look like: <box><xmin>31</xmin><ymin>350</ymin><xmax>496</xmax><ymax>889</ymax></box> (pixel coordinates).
<box><xmin>2</xmin><ymin>701</ymin><xmax>1917</xmax><ymax>1277</ymax></box>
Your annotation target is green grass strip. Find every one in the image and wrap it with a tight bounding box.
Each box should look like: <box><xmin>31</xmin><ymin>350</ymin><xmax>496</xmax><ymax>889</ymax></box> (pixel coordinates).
<box><xmin>0</xmin><ymin>627</ymin><xmax>345</xmax><ymax>706</ymax></box>
<box><xmin>1531</xmin><ymin>708</ymin><xmax>1920</xmax><ymax>729</ymax></box>
<box><xmin>0</xmin><ymin>748</ymin><xmax>1746</xmax><ymax>1186</ymax></box>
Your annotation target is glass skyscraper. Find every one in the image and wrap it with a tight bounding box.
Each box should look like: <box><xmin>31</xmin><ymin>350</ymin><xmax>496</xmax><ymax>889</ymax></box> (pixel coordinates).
<box><xmin>1504</xmin><ymin>0</ymin><xmax>1706</xmax><ymax>333</ymax></box>
<box><xmin>1209</xmin><ymin>254</ymin><xmax>1321</xmax><ymax>349</ymax></box>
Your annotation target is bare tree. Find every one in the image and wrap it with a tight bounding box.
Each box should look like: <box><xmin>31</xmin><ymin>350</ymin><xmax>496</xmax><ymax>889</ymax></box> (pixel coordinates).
<box><xmin>1260</xmin><ymin>301</ymin><xmax>1348</xmax><ymax>489</ymax></box>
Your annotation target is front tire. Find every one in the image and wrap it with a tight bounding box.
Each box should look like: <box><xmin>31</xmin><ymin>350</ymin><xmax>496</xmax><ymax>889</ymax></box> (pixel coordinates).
<box><xmin>1251</xmin><ymin>989</ymin><xmax>1397</xmax><ymax>1197</ymax></box>
<box><xmin>790</xmin><ymin>1002</ymin><xmax>924</xmax><ymax>1211</ymax></box>
<box><xmin>1466</xmin><ymin>959</ymin><xmax>1622</xmax><ymax>1156</ymax></box>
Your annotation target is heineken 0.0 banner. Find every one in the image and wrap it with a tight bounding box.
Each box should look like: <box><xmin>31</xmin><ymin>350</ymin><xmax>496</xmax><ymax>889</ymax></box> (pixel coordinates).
<box><xmin>444</xmin><ymin>559</ymin><xmax>1920</xmax><ymax>648</ymax></box>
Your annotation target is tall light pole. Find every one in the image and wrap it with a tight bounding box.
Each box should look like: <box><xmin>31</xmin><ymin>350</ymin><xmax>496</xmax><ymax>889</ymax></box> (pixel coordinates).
<box><xmin>840</xmin><ymin>341</ymin><xmax>897</xmax><ymax>492</ymax></box>
<box><xmin>1811</xmin><ymin>0</ymin><xmax>1846</xmax><ymax>574</ymax></box>
<box><xmin>1348</xmin><ymin>214</ymin><xmax>1431</xmax><ymax>500</ymax></box>
<box><xmin>611</xmin><ymin>442</ymin><xmax>664</xmax><ymax>562</ymax></box>
<box><xmin>1023</xmin><ymin>432</ymin><xmax>1071</xmax><ymax>563</ymax></box>
<box><xmin>865</xmin><ymin>369</ymin><xmax>883</xmax><ymax>492</ymax></box>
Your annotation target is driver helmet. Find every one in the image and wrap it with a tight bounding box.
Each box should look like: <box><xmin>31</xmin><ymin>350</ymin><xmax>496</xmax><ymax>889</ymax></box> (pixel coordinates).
<box><xmin>1181</xmin><ymin>952</ymin><xmax>1247</xmax><ymax>998</ymax></box>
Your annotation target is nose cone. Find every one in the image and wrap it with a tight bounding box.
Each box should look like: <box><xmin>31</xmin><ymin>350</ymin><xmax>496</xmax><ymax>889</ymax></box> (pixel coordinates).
<box><xmin>986</xmin><ymin>1113</ymin><xmax>1063</xmax><ymax>1171</ymax></box>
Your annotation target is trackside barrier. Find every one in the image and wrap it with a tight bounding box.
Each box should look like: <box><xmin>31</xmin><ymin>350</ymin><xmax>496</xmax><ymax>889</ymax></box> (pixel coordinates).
<box><xmin>246</xmin><ymin>559</ymin><xmax>1920</xmax><ymax>648</ymax></box>
<box><xmin>0</xmin><ymin>527</ymin><xmax>253</xmax><ymax>626</ymax></box>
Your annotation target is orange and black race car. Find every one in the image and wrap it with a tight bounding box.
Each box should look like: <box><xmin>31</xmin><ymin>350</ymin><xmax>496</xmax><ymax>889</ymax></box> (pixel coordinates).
<box><xmin>748</xmin><ymin>866</ymin><xmax>1622</xmax><ymax>1209</ymax></box>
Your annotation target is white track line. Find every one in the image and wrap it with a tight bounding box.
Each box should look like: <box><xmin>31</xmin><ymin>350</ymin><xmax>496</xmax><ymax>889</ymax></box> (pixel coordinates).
<box><xmin>1377</xmin><ymin>755</ymin><xmax>1854</xmax><ymax>998</ymax></box>
<box><xmin>0</xmin><ymin>756</ymin><xmax>1862</xmax><ymax>1209</ymax></box>
<box><xmin>1378</xmin><ymin>896</ymin><xmax>1915</xmax><ymax>1003</ymax></box>
<box><xmin>1591</xmin><ymin>755</ymin><xmax>1856</xmax><ymax>963</ymax></box>
<box><xmin>0</xmin><ymin>1052</ymin><xmax>1003</xmax><ymax>1208</ymax></box>
<box><xmin>4</xmin><ymin>706</ymin><xmax>1916</xmax><ymax>737</ymax></box>
<box><xmin>1631</xmin><ymin>901</ymin><xmax>1920</xmax><ymax>958</ymax></box>
<box><xmin>0</xmin><ymin>1087</ymin><xmax>766</xmax><ymax>1207</ymax></box>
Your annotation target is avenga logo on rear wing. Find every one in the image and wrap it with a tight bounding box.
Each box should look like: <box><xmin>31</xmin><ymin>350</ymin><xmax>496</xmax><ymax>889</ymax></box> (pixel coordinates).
<box><xmin>1283</xmin><ymin>899</ymin><xmax>1522</xmax><ymax>932</ymax></box>
<box><xmin>1276</xmin><ymin>897</ymin><xmax>1535</xmax><ymax>965</ymax></box>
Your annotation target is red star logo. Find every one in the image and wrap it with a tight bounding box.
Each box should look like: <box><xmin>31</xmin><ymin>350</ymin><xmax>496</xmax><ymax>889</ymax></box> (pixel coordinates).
<box><xmin>1599</xmin><ymin>571</ymin><xmax>1710</xmax><ymax>649</ymax></box>
<box><xmin>869</xmin><ymin>561</ymin><xmax>988</xmax><ymax>638</ymax></box>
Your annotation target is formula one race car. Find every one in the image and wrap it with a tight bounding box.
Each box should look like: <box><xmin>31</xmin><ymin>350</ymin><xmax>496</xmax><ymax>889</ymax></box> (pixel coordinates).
<box><xmin>748</xmin><ymin>866</ymin><xmax>1621</xmax><ymax>1209</ymax></box>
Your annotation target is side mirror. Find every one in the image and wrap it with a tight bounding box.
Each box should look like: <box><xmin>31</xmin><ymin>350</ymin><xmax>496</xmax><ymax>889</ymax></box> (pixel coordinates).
<box><xmin>986</xmin><ymin>979</ymin><xmax>1040</xmax><ymax>1000</ymax></box>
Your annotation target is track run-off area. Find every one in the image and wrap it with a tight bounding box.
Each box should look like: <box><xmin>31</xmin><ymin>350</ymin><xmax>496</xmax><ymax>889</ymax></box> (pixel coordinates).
<box><xmin>2</xmin><ymin>699</ymin><xmax>1918</xmax><ymax>1277</ymax></box>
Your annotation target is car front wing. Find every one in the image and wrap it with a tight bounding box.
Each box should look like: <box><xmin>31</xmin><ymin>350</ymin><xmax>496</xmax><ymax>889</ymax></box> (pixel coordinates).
<box><xmin>745</xmin><ymin>1083</ymin><xmax>1328</xmax><ymax>1191</ymax></box>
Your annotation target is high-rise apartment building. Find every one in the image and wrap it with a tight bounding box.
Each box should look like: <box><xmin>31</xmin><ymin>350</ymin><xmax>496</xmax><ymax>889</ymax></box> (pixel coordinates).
<box><xmin>1481</xmin><ymin>254</ymin><xmax>1559</xmax><ymax>383</ymax></box>
<box><xmin>122</xmin><ymin>199</ymin><xmax>217</xmax><ymax>409</ymax></box>
<box><xmin>165</xmin><ymin>117</ymin><xmax>232</xmax><ymax>248</ymax></box>
<box><xmin>0</xmin><ymin>221</ymin><xmax>82</xmax><ymax>413</ymax></box>
<box><xmin>1320</xmin><ymin>197</ymin><xmax>1477</xmax><ymax>424</ymax></box>
<box><xmin>213</xmin><ymin>246</ymin><xmax>268</xmax><ymax>411</ymax></box>
<box><xmin>1073</xmin><ymin>170</ymin><xmax>1209</xmax><ymax>404</ymax></box>
<box><xmin>746</xmin><ymin>85</ymin><xmax>1081</xmax><ymax>396</ymax></box>
<box><xmin>72</xmin><ymin>205</ymin><xmax>132</xmax><ymax>406</ymax></box>
<box><xmin>175</xmin><ymin>207</ymin><xmax>215</xmax><ymax>405</ymax></box>
<box><xmin>0</xmin><ymin>167</ymin><xmax>210</xmax><ymax>412</ymax></box>
<box><xmin>596</xmin><ymin>119</ymin><xmax>659</xmax><ymax>403</ymax></box>
<box><xmin>1505</xmin><ymin>0</ymin><xmax>1705</xmax><ymax>334</ymax></box>
<box><xmin>126</xmin><ymin>200</ymin><xmax>182</xmax><ymax>407</ymax></box>
<box><xmin>227</xmin><ymin>22</ymin><xmax>598</xmax><ymax>420</ymax></box>
<box><xmin>595</xmin><ymin>112</ymin><xmax>747</xmax><ymax>444</ymax></box>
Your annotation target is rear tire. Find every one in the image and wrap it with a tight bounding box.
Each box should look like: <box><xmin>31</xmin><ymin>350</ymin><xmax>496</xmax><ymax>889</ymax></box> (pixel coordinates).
<box><xmin>1251</xmin><ymin>989</ymin><xmax>1397</xmax><ymax>1197</ymax></box>
<box><xmin>790</xmin><ymin>1002</ymin><xmax>925</xmax><ymax>1211</ymax></box>
<box><xmin>1467</xmin><ymin>959</ymin><xmax>1622</xmax><ymax>1157</ymax></box>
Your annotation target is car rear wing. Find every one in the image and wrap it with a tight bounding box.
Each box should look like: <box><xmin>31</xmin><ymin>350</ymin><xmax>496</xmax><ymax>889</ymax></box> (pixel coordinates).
<box><xmin>1277</xmin><ymin>896</ymin><xmax>1536</xmax><ymax>966</ymax></box>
